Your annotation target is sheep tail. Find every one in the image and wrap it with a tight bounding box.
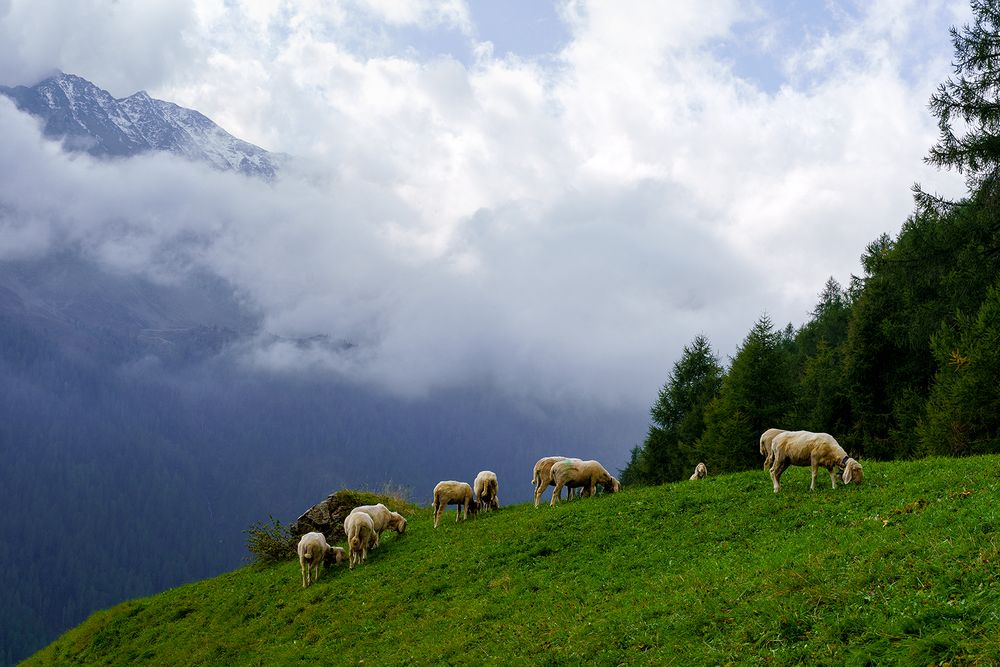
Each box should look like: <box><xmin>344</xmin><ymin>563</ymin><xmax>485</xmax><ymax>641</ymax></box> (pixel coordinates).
<box><xmin>349</xmin><ymin>536</ymin><xmax>361</xmax><ymax>551</ymax></box>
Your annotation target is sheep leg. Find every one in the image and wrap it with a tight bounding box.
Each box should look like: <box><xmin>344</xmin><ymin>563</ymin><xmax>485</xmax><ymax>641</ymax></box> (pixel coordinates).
<box><xmin>763</xmin><ymin>453</ymin><xmax>773</xmax><ymax>471</ymax></box>
<box><xmin>433</xmin><ymin>500</ymin><xmax>442</xmax><ymax>529</ymax></box>
<box><xmin>828</xmin><ymin>465</ymin><xmax>837</xmax><ymax>489</ymax></box>
<box><xmin>551</xmin><ymin>481</ymin><xmax>565</xmax><ymax>506</ymax></box>
<box><xmin>301</xmin><ymin>560</ymin><xmax>308</xmax><ymax>588</ymax></box>
<box><xmin>770</xmin><ymin>459</ymin><xmax>788</xmax><ymax>493</ymax></box>
<box><xmin>810</xmin><ymin>463</ymin><xmax>818</xmax><ymax>491</ymax></box>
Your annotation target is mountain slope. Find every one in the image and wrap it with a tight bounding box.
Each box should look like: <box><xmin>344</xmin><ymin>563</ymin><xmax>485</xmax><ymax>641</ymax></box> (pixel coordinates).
<box><xmin>0</xmin><ymin>72</ymin><xmax>280</xmax><ymax>178</ymax></box>
<box><xmin>24</xmin><ymin>456</ymin><xmax>1000</xmax><ymax>666</ymax></box>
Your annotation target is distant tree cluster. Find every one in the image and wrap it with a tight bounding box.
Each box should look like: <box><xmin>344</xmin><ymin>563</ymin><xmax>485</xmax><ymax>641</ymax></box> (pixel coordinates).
<box><xmin>623</xmin><ymin>0</ymin><xmax>1000</xmax><ymax>484</ymax></box>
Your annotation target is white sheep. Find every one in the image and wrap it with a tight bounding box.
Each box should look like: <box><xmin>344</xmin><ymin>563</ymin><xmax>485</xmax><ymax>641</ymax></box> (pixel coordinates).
<box><xmin>689</xmin><ymin>462</ymin><xmax>708</xmax><ymax>480</ymax></box>
<box><xmin>343</xmin><ymin>511</ymin><xmax>376</xmax><ymax>569</ymax></box>
<box><xmin>296</xmin><ymin>531</ymin><xmax>341</xmax><ymax>587</ymax></box>
<box><xmin>432</xmin><ymin>480</ymin><xmax>475</xmax><ymax>528</ymax></box>
<box><xmin>473</xmin><ymin>471</ymin><xmax>499</xmax><ymax>511</ymax></box>
<box><xmin>531</xmin><ymin>456</ymin><xmax>581</xmax><ymax>507</ymax></box>
<box><xmin>550</xmin><ymin>459</ymin><xmax>621</xmax><ymax>506</ymax></box>
<box><xmin>349</xmin><ymin>503</ymin><xmax>407</xmax><ymax>548</ymax></box>
<box><xmin>769</xmin><ymin>430</ymin><xmax>864</xmax><ymax>493</ymax></box>
<box><xmin>759</xmin><ymin>428</ymin><xmax>786</xmax><ymax>470</ymax></box>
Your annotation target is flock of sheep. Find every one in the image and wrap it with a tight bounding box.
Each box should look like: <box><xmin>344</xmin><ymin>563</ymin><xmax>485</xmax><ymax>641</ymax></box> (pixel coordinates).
<box><xmin>295</xmin><ymin>429</ymin><xmax>862</xmax><ymax>587</ymax></box>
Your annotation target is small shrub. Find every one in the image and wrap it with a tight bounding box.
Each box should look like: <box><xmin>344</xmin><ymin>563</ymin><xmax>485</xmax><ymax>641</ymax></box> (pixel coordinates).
<box><xmin>246</xmin><ymin>515</ymin><xmax>297</xmax><ymax>564</ymax></box>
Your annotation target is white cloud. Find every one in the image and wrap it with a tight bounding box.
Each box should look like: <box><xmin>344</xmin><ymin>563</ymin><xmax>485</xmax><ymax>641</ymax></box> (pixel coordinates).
<box><xmin>0</xmin><ymin>0</ymin><xmax>971</xmax><ymax>408</ymax></box>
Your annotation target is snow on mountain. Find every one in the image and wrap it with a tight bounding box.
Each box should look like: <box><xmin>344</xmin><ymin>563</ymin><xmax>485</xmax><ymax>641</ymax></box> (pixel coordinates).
<box><xmin>0</xmin><ymin>72</ymin><xmax>281</xmax><ymax>179</ymax></box>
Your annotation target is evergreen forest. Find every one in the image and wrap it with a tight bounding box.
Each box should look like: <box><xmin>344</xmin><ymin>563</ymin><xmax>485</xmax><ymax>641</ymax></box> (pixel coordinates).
<box><xmin>623</xmin><ymin>0</ymin><xmax>1000</xmax><ymax>485</ymax></box>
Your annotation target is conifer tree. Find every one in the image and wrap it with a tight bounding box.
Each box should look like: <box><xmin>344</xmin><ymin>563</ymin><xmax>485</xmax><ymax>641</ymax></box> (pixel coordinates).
<box><xmin>622</xmin><ymin>335</ymin><xmax>722</xmax><ymax>484</ymax></box>
<box><xmin>700</xmin><ymin>315</ymin><xmax>794</xmax><ymax>472</ymax></box>
<box><xmin>925</xmin><ymin>0</ymin><xmax>1000</xmax><ymax>196</ymax></box>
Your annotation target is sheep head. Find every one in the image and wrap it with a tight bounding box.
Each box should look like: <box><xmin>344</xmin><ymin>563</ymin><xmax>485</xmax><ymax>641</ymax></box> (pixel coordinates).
<box><xmin>393</xmin><ymin>515</ymin><xmax>407</xmax><ymax>535</ymax></box>
<box><xmin>842</xmin><ymin>459</ymin><xmax>864</xmax><ymax>485</ymax></box>
<box><xmin>607</xmin><ymin>477</ymin><xmax>622</xmax><ymax>493</ymax></box>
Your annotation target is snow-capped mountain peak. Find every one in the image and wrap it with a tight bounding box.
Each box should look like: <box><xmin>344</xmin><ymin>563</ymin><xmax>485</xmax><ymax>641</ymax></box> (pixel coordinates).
<box><xmin>0</xmin><ymin>71</ymin><xmax>280</xmax><ymax>179</ymax></box>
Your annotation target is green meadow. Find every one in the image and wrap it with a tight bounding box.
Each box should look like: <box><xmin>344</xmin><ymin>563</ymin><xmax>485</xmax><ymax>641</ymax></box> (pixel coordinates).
<box><xmin>26</xmin><ymin>456</ymin><xmax>1000</xmax><ymax>665</ymax></box>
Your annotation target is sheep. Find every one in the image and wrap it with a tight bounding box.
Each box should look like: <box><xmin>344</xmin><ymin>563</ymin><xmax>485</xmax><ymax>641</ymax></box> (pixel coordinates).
<box><xmin>432</xmin><ymin>481</ymin><xmax>474</xmax><ymax>528</ymax></box>
<box><xmin>297</xmin><ymin>531</ymin><xmax>340</xmax><ymax>587</ymax></box>
<box><xmin>769</xmin><ymin>430</ymin><xmax>864</xmax><ymax>493</ymax></box>
<box><xmin>550</xmin><ymin>459</ymin><xmax>621</xmax><ymax>506</ymax></box>
<box><xmin>760</xmin><ymin>428</ymin><xmax>786</xmax><ymax>471</ymax></box>
<box><xmin>689</xmin><ymin>462</ymin><xmax>708</xmax><ymax>480</ymax></box>
<box><xmin>474</xmin><ymin>471</ymin><xmax>500</xmax><ymax>511</ymax></box>
<box><xmin>531</xmin><ymin>456</ymin><xmax>581</xmax><ymax>507</ymax></box>
<box><xmin>343</xmin><ymin>511</ymin><xmax>376</xmax><ymax>570</ymax></box>
<box><xmin>349</xmin><ymin>503</ymin><xmax>407</xmax><ymax>548</ymax></box>
<box><xmin>327</xmin><ymin>546</ymin><xmax>346</xmax><ymax>566</ymax></box>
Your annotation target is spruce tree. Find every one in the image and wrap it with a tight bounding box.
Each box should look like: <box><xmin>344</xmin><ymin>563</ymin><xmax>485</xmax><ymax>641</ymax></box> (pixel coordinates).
<box><xmin>622</xmin><ymin>335</ymin><xmax>722</xmax><ymax>484</ymax></box>
<box><xmin>700</xmin><ymin>315</ymin><xmax>794</xmax><ymax>472</ymax></box>
<box><xmin>925</xmin><ymin>0</ymin><xmax>1000</xmax><ymax>195</ymax></box>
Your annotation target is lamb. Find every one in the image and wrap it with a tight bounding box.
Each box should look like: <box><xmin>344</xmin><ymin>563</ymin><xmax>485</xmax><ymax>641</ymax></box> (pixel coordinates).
<box><xmin>769</xmin><ymin>430</ymin><xmax>864</xmax><ymax>493</ymax></box>
<box><xmin>349</xmin><ymin>503</ymin><xmax>407</xmax><ymax>548</ymax></box>
<box><xmin>328</xmin><ymin>546</ymin><xmax>346</xmax><ymax>565</ymax></box>
<box><xmin>297</xmin><ymin>531</ymin><xmax>341</xmax><ymax>587</ymax></box>
<box><xmin>474</xmin><ymin>471</ymin><xmax>499</xmax><ymax>511</ymax></box>
<box><xmin>759</xmin><ymin>428</ymin><xmax>787</xmax><ymax>470</ymax></box>
<box><xmin>689</xmin><ymin>462</ymin><xmax>708</xmax><ymax>480</ymax></box>
<box><xmin>432</xmin><ymin>480</ymin><xmax>475</xmax><ymax>528</ymax></box>
<box><xmin>343</xmin><ymin>511</ymin><xmax>376</xmax><ymax>570</ymax></box>
<box><xmin>550</xmin><ymin>459</ymin><xmax>621</xmax><ymax>506</ymax></box>
<box><xmin>531</xmin><ymin>456</ymin><xmax>581</xmax><ymax>507</ymax></box>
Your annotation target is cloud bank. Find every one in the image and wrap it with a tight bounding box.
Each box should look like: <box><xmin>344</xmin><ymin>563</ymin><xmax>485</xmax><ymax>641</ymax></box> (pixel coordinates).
<box><xmin>0</xmin><ymin>0</ymin><xmax>969</xmax><ymax>407</ymax></box>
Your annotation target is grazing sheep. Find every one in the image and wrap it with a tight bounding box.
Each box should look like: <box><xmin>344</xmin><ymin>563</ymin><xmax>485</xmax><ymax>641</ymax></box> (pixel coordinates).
<box><xmin>344</xmin><ymin>511</ymin><xmax>375</xmax><ymax>570</ymax></box>
<box><xmin>769</xmin><ymin>430</ymin><xmax>864</xmax><ymax>493</ymax></box>
<box><xmin>550</xmin><ymin>459</ymin><xmax>621</xmax><ymax>506</ymax></box>
<box><xmin>532</xmin><ymin>456</ymin><xmax>581</xmax><ymax>507</ymax></box>
<box><xmin>474</xmin><ymin>471</ymin><xmax>500</xmax><ymax>511</ymax></box>
<box><xmin>432</xmin><ymin>481</ymin><xmax>474</xmax><ymax>528</ymax></box>
<box><xmin>689</xmin><ymin>462</ymin><xmax>708</xmax><ymax>480</ymax></box>
<box><xmin>349</xmin><ymin>504</ymin><xmax>407</xmax><ymax>548</ymax></box>
<box><xmin>297</xmin><ymin>532</ymin><xmax>335</xmax><ymax>587</ymax></box>
<box><xmin>327</xmin><ymin>546</ymin><xmax>346</xmax><ymax>566</ymax></box>
<box><xmin>760</xmin><ymin>428</ymin><xmax>786</xmax><ymax>471</ymax></box>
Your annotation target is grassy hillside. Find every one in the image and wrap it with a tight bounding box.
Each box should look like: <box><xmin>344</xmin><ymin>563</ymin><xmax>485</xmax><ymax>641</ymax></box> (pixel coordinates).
<box><xmin>25</xmin><ymin>456</ymin><xmax>1000</xmax><ymax>665</ymax></box>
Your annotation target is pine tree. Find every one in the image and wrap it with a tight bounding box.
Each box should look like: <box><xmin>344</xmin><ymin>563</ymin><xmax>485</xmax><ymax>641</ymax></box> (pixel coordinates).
<box><xmin>700</xmin><ymin>315</ymin><xmax>794</xmax><ymax>472</ymax></box>
<box><xmin>925</xmin><ymin>0</ymin><xmax>1000</xmax><ymax>196</ymax></box>
<box><xmin>920</xmin><ymin>279</ymin><xmax>1000</xmax><ymax>455</ymax></box>
<box><xmin>622</xmin><ymin>335</ymin><xmax>723</xmax><ymax>484</ymax></box>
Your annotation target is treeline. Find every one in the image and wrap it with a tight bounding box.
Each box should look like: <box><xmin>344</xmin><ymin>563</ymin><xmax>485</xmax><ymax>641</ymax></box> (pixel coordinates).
<box><xmin>623</xmin><ymin>0</ymin><xmax>1000</xmax><ymax>484</ymax></box>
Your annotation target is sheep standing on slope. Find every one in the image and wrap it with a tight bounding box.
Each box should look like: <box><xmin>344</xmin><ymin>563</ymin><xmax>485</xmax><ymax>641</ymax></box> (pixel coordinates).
<box><xmin>550</xmin><ymin>459</ymin><xmax>621</xmax><ymax>506</ymax></box>
<box><xmin>349</xmin><ymin>503</ymin><xmax>407</xmax><ymax>549</ymax></box>
<box><xmin>760</xmin><ymin>428</ymin><xmax>787</xmax><ymax>471</ymax></box>
<box><xmin>769</xmin><ymin>430</ymin><xmax>864</xmax><ymax>493</ymax></box>
<box><xmin>297</xmin><ymin>532</ymin><xmax>341</xmax><ymax>587</ymax></box>
<box><xmin>689</xmin><ymin>462</ymin><xmax>708</xmax><ymax>480</ymax></box>
<box><xmin>432</xmin><ymin>481</ymin><xmax>475</xmax><ymax>528</ymax></box>
<box><xmin>474</xmin><ymin>471</ymin><xmax>500</xmax><ymax>511</ymax></box>
<box><xmin>343</xmin><ymin>511</ymin><xmax>376</xmax><ymax>570</ymax></box>
<box><xmin>531</xmin><ymin>456</ymin><xmax>581</xmax><ymax>507</ymax></box>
